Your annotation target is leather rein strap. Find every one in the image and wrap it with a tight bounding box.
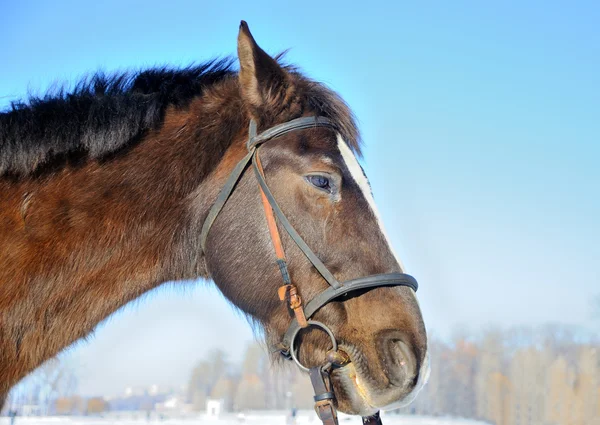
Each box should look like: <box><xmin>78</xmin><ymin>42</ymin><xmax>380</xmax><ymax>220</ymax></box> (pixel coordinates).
<box><xmin>199</xmin><ymin>116</ymin><xmax>419</xmax><ymax>425</ymax></box>
<box><xmin>310</xmin><ymin>367</ymin><xmax>338</xmax><ymax>425</ymax></box>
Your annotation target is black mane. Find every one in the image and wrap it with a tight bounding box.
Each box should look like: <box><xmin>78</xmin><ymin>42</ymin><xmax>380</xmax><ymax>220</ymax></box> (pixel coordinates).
<box><xmin>0</xmin><ymin>59</ymin><xmax>235</xmax><ymax>176</ymax></box>
<box><xmin>0</xmin><ymin>57</ymin><xmax>361</xmax><ymax>177</ymax></box>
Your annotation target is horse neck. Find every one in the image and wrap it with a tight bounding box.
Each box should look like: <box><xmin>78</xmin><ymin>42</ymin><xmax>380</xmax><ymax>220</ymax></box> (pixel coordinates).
<box><xmin>0</xmin><ymin>83</ymin><xmax>246</xmax><ymax>394</ymax></box>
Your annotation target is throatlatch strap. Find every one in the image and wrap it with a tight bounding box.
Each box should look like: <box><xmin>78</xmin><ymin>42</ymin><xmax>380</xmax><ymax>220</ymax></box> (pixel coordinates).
<box><xmin>199</xmin><ymin>149</ymin><xmax>255</xmax><ymax>252</ymax></box>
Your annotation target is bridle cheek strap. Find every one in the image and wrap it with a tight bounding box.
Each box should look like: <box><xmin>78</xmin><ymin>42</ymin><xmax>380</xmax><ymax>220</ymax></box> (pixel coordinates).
<box><xmin>255</xmin><ymin>153</ymin><xmax>308</xmax><ymax>329</ymax></box>
<box><xmin>200</xmin><ymin>116</ymin><xmax>420</xmax><ymax>425</ymax></box>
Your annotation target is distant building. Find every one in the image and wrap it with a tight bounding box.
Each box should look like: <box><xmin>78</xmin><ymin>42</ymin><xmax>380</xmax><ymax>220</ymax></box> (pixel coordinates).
<box><xmin>19</xmin><ymin>405</ymin><xmax>42</xmax><ymax>416</ymax></box>
<box><xmin>206</xmin><ymin>399</ymin><xmax>223</xmax><ymax>418</ymax></box>
<box><xmin>155</xmin><ymin>395</ymin><xmax>191</xmax><ymax>415</ymax></box>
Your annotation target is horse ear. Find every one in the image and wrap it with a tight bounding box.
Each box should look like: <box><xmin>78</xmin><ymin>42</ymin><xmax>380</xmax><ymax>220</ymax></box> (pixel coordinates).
<box><xmin>237</xmin><ymin>21</ymin><xmax>290</xmax><ymax>113</ymax></box>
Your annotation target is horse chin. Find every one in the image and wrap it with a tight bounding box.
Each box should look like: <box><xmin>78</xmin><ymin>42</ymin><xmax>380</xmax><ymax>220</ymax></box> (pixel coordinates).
<box><xmin>332</xmin><ymin>363</ymin><xmax>380</xmax><ymax>416</ymax></box>
<box><xmin>331</xmin><ymin>351</ymin><xmax>431</xmax><ymax>416</ymax></box>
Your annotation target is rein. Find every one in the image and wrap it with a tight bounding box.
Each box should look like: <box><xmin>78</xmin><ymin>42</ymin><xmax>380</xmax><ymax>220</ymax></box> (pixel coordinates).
<box><xmin>200</xmin><ymin>116</ymin><xmax>419</xmax><ymax>425</ymax></box>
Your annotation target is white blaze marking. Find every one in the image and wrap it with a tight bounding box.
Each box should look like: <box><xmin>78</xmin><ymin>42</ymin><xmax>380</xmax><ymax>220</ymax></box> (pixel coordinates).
<box><xmin>337</xmin><ymin>135</ymin><xmax>430</xmax><ymax>408</ymax></box>
<box><xmin>336</xmin><ymin>134</ymin><xmax>406</xmax><ymax>272</ymax></box>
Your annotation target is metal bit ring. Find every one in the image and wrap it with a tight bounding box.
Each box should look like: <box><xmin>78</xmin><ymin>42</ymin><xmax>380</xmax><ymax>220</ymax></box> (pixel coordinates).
<box><xmin>289</xmin><ymin>320</ymin><xmax>337</xmax><ymax>372</ymax></box>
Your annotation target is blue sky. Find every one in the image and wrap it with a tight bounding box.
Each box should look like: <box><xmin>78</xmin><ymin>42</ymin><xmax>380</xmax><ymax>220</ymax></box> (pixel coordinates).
<box><xmin>2</xmin><ymin>1</ymin><xmax>599</xmax><ymax>395</ymax></box>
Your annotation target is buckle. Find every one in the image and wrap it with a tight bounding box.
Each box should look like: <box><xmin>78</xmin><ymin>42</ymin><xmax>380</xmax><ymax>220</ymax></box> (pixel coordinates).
<box><xmin>278</xmin><ymin>284</ymin><xmax>308</xmax><ymax>328</ymax></box>
<box><xmin>315</xmin><ymin>399</ymin><xmax>338</xmax><ymax>424</ymax></box>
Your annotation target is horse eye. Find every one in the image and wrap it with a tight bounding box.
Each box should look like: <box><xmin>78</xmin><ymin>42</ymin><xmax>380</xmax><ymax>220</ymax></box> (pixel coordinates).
<box><xmin>306</xmin><ymin>175</ymin><xmax>331</xmax><ymax>192</ymax></box>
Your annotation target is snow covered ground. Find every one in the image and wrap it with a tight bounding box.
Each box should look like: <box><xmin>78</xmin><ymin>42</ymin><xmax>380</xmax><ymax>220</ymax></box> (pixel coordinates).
<box><xmin>0</xmin><ymin>413</ymin><xmax>489</xmax><ymax>425</ymax></box>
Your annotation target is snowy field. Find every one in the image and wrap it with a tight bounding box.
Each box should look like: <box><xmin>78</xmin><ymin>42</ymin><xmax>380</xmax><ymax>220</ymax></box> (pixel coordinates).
<box><xmin>0</xmin><ymin>413</ymin><xmax>489</xmax><ymax>425</ymax></box>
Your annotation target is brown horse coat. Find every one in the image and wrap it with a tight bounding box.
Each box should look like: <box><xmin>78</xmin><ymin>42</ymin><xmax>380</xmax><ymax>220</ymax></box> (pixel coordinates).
<box><xmin>0</xmin><ymin>23</ymin><xmax>428</xmax><ymax>415</ymax></box>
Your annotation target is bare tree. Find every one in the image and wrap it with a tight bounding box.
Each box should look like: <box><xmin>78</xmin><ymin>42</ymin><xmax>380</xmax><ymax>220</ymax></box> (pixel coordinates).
<box><xmin>234</xmin><ymin>343</ymin><xmax>267</xmax><ymax>411</ymax></box>
<box><xmin>4</xmin><ymin>357</ymin><xmax>78</xmax><ymax>415</ymax></box>
<box><xmin>187</xmin><ymin>349</ymin><xmax>230</xmax><ymax>411</ymax></box>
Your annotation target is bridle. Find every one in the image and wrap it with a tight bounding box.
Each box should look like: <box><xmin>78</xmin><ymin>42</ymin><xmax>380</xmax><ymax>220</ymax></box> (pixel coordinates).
<box><xmin>200</xmin><ymin>116</ymin><xmax>419</xmax><ymax>425</ymax></box>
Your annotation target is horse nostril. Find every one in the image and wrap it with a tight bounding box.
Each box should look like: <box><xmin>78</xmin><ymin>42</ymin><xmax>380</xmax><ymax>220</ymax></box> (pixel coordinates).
<box><xmin>378</xmin><ymin>330</ymin><xmax>417</xmax><ymax>387</ymax></box>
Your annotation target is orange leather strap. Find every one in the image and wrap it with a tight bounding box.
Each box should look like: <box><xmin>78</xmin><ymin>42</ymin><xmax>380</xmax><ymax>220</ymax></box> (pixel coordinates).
<box><xmin>255</xmin><ymin>154</ymin><xmax>286</xmax><ymax>260</ymax></box>
<box><xmin>255</xmin><ymin>152</ymin><xmax>308</xmax><ymax>328</ymax></box>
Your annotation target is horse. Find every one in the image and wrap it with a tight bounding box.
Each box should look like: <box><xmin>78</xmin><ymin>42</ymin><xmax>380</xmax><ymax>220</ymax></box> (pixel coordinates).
<box><xmin>0</xmin><ymin>22</ymin><xmax>429</xmax><ymax>423</ymax></box>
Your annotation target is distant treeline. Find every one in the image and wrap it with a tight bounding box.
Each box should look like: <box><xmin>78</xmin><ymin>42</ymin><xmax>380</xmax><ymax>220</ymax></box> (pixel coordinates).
<box><xmin>405</xmin><ymin>325</ymin><xmax>599</xmax><ymax>425</ymax></box>
<box><xmin>4</xmin><ymin>324</ymin><xmax>598</xmax><ymax>425</ymax></box>
<box><xmin>188</xmin><ymin>325</ymin><xmax>599</xmax><ymax>425</ymax></box>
